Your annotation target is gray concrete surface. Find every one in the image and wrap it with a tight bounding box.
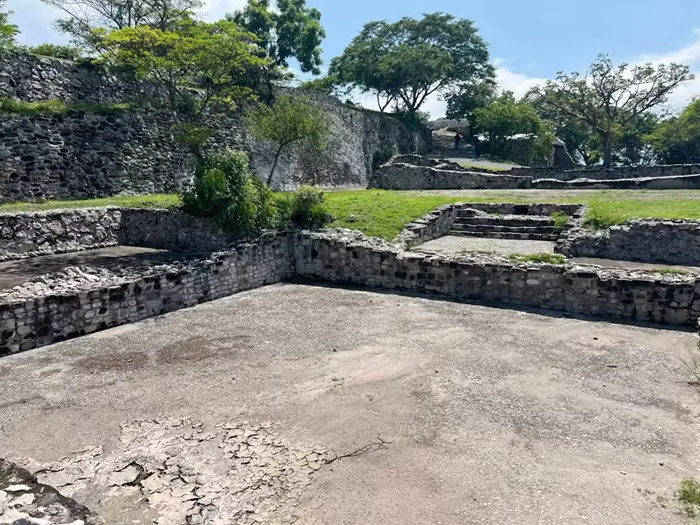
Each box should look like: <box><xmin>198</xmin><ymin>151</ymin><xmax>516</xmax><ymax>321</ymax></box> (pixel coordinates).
<box><xmin>1</xmin><ymin>283</ymin><xmax>699</xmax><ymax>524</ymax></box>
<box><xmin>417</xmin><ymin>235</ymin><xmax>556</xmax><ymax>256</ymax></box>
<box><xmin>0</xmin><ymin>246</ymin><xmax>202</xmax><ymax>290</ymax></box>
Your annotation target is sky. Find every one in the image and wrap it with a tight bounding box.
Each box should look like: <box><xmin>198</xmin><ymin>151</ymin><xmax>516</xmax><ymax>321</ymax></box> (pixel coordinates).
<box><xmin>8</xmin><ymin>0</ymin><xmax>700</xmax><ymax>118</ymax></box>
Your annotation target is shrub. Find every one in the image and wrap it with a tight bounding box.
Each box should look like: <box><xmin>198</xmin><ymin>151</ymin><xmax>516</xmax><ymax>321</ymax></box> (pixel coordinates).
<box><xmin>372</xmin><ymin>147</ymin><xmax>396</xmax><ymax>169</ymax></box>
<box><xmin>550</xmin><ymin>211</ymin><xmax>571</xmax><ymax>232</ymax></box>
<box><xmin>679</xmin><ymin>479</ymin><xmax>700</xmax><ymax>517</ymax></box>
<box><xmin>277</xmin><ymin>186</ymin><xmax>332</xmax><ymax>229</ymax></box>
<box><xmin>29</xmin><ymin>43</ymin><xmax>82</xmax><ymax>61</ymax></box>
<box><xmin>182</xmin><ymin>150</ymin><xmax>278</xmax><ymax>236</ymax></box>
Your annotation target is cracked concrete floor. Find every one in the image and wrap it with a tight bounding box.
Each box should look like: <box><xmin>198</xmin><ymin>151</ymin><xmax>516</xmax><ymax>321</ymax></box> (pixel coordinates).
<box><xmin>1</xmin><ymin>283</ymin><xmax>700</xmax><ymax>524</ymax></box>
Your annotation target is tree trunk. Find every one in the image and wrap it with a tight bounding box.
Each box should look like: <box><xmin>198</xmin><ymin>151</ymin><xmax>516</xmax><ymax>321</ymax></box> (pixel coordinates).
<box><xmin>267</xmin><ymin>145</ymin><xmax>285</xmax><ymax>187</ymax></box>
<box><xmin>602</xmin><ymin>132</ymin><xmax>613</xmax><ymax>168</ymax></box>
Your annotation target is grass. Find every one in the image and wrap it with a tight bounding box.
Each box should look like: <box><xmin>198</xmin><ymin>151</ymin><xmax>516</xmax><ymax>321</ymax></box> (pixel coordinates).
<box><xmin>655</xmin><ymin>267</ymin><xmax>692</xmax><ymax>276</ymax></box>
<box><xmin>508</xmin><ymin>253</ymin><xmax>568</xmax><ymax>265</ymax></box>
<box><xmin>3</xmin><ymin>189</ymin><xmax>700</xmax><ymax>240</ymax></box>
<box><xmin>0</xmin><ymin>98</ymin><xmax>134</xmax><ymax>116</ymax></box>
<box><xmin>679</xmin><ymin>479</ymin><xmax>700</xmax><ymax>517</ymax></box>
<box><xmin>458</xmin><ymin>160</ymin><xmax>513</xmax><ymax>172</ymax></box>
<box><xmin>551</xmin><ymin>211</ymin><xmax>571</xmax><ymax>232</ymax></box>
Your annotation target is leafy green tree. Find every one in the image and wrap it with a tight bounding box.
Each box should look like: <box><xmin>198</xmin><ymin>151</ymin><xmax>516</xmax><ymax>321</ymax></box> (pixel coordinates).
<box><xmin>228</xmin><ymin>0</ymin><xmax>325</xmax><ymax>75</ymax></box>
<box><xmin>647</xmin><ymin>100</ymin><xmax>700</xmax><ymax>164</ymax></box>
<box><xmin>41</xmin><ymin>0</ymin><xmax>203</xmax><ymax>49</ymax></box>
<box><xmin>445</xmin><ymin>80</ymin><xmax>496</xmax><ymax>121</ymax></box>
<box><xmin>473</xmin><ymin>91</ymin><xmax>553</xmax><ymax>165</ymax></box>
<box><xmin>0</xmin><ymin>0</ymin><xmax>19</xmax><ymax>50</ymax></box>
<box><xmin>330</xmin><ymin>13</ymin><xmax>494</xmax><ymax>116</ymax></box>
<box><xmin>100</xmin><ymin>20</ymin><xmax>270</xmax><ymax>114</ymax></box>
<box><xmin>28</xmin><ymin>43</ymin><xmax>83</xmax><ymax>60</ymax></box>
<box><xmin>530</xmin><ymin>54</ymin><xmax>693</xmax><ymax>167</ymax></box>
<box><xmin>299</xmin><ymin>74</ymin><xmax>350</xmax><ymax>99</ymax></box>
<box><xmin>613</xmin><ymin>112</ymin><xmax>658</xmax><ymax>166</ymax></box>
<box><xmin>246</xmin><ymin>94</ymin><xmax>329</xmax><ymax>185</ymax></box>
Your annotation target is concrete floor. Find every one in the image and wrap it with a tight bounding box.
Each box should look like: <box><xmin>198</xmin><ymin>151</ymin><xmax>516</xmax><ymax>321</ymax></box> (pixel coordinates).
<box><xmin>0</xmin><ymin>246</ymin><xmax>202</xmax><ymax>290</ymax></box>
<box><xmin>418</xmin><ymin>235</ymin><xmax>556</xmax><ymax>256</ymax></box>
<box><xmin>1</xmin><ymin>284</ymin><xmax>699</xmax><ymax>524</ymax></box>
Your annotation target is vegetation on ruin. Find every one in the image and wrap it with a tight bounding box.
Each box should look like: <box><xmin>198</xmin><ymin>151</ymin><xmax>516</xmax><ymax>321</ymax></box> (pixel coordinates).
<box><xmin>678</xmin><ymin>479</ymin><xmax>700</xmax><ymax>517</ymax></box>
<box><xmin>508</xmin><ymin>253</ymin><xmax>568</xmax><ymax>265</ymax></box>
<box><xmin>0</xmin><ymin>98</ymin><xmax>133</xmax><ymax>116</ymax></box>
<box><xmin>550</xmin><ymin>211</ymin><xmax>571</xmax><ymax>232</ymax></box>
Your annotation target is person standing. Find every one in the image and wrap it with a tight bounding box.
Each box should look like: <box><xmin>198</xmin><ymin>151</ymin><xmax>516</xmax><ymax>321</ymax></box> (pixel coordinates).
<box><xmin>454</xmin><ymin>132</ymin><xmax>461</xmax><ymax>151</ymax></box>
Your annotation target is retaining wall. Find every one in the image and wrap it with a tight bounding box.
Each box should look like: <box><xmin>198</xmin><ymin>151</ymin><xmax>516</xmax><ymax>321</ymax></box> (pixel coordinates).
<box><xmin>557</xmin><ymin>220</ymin><xmax>700</xmax><ymax>266</ymax></box>
<box><xmin>514</xmin><ymin>164</ymin><xmax>700</xmax><ymax>181</ymax></box>
<box><xmin>532</xmin><ymin>174</ymin><xmax>700</xmax><ymax>190</ymax></box>
<box><xmin>370</xmin><ymin>163</ymin><xmax>531</xmax><ymax>190</ymax></box>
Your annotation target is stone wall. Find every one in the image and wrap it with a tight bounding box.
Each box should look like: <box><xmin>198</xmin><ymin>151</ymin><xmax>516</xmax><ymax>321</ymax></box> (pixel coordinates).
<box><xmin>532</xmin><ymin>174</ymin><xmax>700</xmax><ymax>190</ymax></box>
<box><xmin>295</xmin><ymin>230</ymin><xmax>700</xmax><ymax>327</ymax></box>
<box><xmin>0</xmin><ymin>208</ymin><xmax>122</xmax><ymax>261</ymax></box>
<box><xmin>557</xmin><ymin>220</ymin><xmax>700</xmax><ymax>266</ymax></box>
<box><xmin>0</xmin><ymin>232</ymin><xmax>294</xmax><ymax>355</ymax></box>
<box><xmin>371</xmin><ymin>162</ymin><xmax>531</xmax><ymax>190</ymax></box>
<box><xmin>514</xmin><ymin>163</ymin><xmax>700</xmax><ymax>181</ymax></box>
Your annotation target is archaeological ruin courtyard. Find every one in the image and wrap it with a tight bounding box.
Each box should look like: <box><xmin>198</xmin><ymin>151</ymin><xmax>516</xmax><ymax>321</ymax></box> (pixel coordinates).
<box><xmin>2</xmin><ymin>283</ymin><xmax>699</xmax><ymax>525</ymax></box>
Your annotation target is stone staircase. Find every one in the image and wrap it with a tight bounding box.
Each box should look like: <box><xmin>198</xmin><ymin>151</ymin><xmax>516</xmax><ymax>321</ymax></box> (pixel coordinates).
<box><xmin>449</xmin><ymin>209</ymin><xmax>562</xmax><ymax>241</ymax></box>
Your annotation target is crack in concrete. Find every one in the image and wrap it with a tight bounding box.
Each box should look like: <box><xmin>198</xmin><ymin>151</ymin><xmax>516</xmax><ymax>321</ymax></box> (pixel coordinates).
<box><xmin>18</xmin><ymin>418</ymin><xmax>331</xmax><ymax>525</ymax></box>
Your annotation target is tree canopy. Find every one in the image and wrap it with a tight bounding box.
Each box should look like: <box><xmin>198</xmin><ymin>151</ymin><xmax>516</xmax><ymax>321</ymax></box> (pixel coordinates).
<box><xmin>647</xmin><ymin>99</ymin><xmax>700</xmax><ymax>164</ymax></box>
<box><xmin>100</xmin><ymin>20</ymin><xmax>270</xmax><ymax>115</ymax></box>
<box><xmin>0</xmin><ymin>0</ymin><xmax>19</xmax><ymax>50</ymax></box>
<box><xmin>228</xmin><ymin>0</ymin><xmax>326</xmax><ymax>76</ymax></box>
<box><xmin>329</xmin><ymin>13</ymin><xmax>494</xmax><ymax>115</ymax></box>
<box><xmin>530</xmin><ymin>54</ymin><xmax>693</xmax><ymax>167</ymax></box>
<box><xmin>41</xmin><ymin>0</ymin><xmax>203</xmax><ymax>49</ymax></box>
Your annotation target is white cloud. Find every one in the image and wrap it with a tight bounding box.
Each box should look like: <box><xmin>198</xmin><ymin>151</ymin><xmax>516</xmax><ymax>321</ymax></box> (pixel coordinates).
<box><xmin>494</xmin><ymin>60</ymin><xmax>547</xmax><ymax>99</ymax></box>
<box><xmin>633</xmin><ymin>28</ymin><xmax>700</xmax><ymax>110</ymax></box>
<box><xmin>201</xmin><ymin>0</ymin><xmax>247</xmax><ymax>21</ymax></box>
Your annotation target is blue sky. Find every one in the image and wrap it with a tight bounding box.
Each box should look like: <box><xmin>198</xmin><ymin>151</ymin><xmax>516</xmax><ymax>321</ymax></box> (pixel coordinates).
<box><xmin>8</xmin><ymin>0</ymin><xmax>700</xmax><ymax>117</ymax></box>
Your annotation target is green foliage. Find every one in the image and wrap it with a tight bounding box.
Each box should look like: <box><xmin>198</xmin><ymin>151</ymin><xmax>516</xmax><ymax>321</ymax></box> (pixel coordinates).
<box><xmin>509</xmin><ymin>253</ymin><xmax>568</xmax><ymax>265</ymax></box>
<box><xmin>550</xmin><ymin>211</ymin><xmax>570</xmax><ymax>232</ymax></box>
<box><xmin>329</xmin><ymin>13</ymin><xmax>494</xmax><ymax>116</ymax></box>
<box><xmin>530</xmin><ymin>54</ymin><xmax>693</xmax><ymax>167</ymax></box>
<box><xmin>246</xmin><ymin>94</ymin><xmax>329</xmax><ymax>185</ymax></box>
<box><xmin>277</xmin><ymin>186</ymin><xmax>331</xmax><ymax>229</ymax></box>
<box><xmin>445</xmin><ymin>80</ymin><xmax>496</xmax><ymax>120</ymax></box>
<box><xmin>472</xmin><ymin>91</ymin><xmax>552</xmax><ymax>165</ymax></box>
<box><xmin>100</xmin><ymin>20</ymin><xmax>270</xmax><ymax>116</ymax></box>
<box><xmin>28</xmin><ymin>43</ymin><xmax>83</xmax><ymax>60</ymax></box>
<box><xmin>679</xmin><ymin>479</ymin><xmax>700</xmax><ymax>517</ymax></box>
<box><xmin>647</xmin><ymin>99</ymin><xmax>700</xmax><ymax>164</ymax></box>
<box><xmin>228</xmin><ymin>0</ymin><xmax>326</xmax><ymax>75</ymax></box>
<box><xmin>182</xmin><ymin>150</ymin><xmax>278</xmax><ymax>235</ymax></box>
<box><xmin>0</xmin><ymin>0</ymin><xmax>18</xmax><ymax>50</ymax></box>
<box><xmin>582</xmin><ymin>207</ymin><xmax>628</xmax><ymax>229</ymax></box>
<box><xmin>655</xmin><ymin>267</ymin><xmax>692</xmax><ymax>276</ymax></box>
<box><xmin>41</xmin><ymin>0</ymin><xmax>203</xmax><ymax>49</ymax></box>
<box><xmin>372</xmin><ymin>148</ymin><xmax>396</xmax><ymax>170</ymax></box>
<box><xmin>0</xmin><ymin>98</ymin><xmax>132</xmax><ymax>115</ymax></box>
<box><xmin>299</xmin><ymin>75</ymin><xmax>350</xmax><ymax>99</ymax></box>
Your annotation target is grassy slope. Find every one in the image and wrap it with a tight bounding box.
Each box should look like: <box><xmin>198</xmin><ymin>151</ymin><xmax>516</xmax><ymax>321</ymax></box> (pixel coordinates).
<box><xmin>2</xmin><ymin>190</ymin><xmax>700</xmax><ymax>240</ymax></box>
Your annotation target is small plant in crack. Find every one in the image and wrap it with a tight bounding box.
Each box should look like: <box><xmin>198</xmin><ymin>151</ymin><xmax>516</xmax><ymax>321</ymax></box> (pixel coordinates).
<box><xmin>678</xmin><ymin>478</ymin><xmax>700</xmax><ymax>517</ymax></box>
<box><xmin>678</xmin><ymin>348</ymin><xmax>700</xmax><ymax>386</ymax></box>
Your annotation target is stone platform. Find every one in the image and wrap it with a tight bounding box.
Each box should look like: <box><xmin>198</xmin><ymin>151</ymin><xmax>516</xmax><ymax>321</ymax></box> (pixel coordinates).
<box><xmin>1</xmin><ymin>284</ymin><xmax>698</xmax><ymax>525</ymax></box>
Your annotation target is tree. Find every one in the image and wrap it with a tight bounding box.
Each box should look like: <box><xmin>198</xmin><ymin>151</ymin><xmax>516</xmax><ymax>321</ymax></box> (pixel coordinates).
<box><xmin>28</xmin><ymin>43</ymin><xmax>83</xmax><ymax>60</ymax></box>
<box><xmin>100</xmin><ymin>20</ymin><xmax>270</xmax><ymax>115</ymax></box>
<box><xmin>329</xmin><ymin>13</ymin><xmax>494</xmax><ymax>116</ymax></box>
<box><xmin>647</xmin><ymin>100</ymin><xmax>700</xmax><ymax>164</ymax></box>
<box><xmin>228</xmin><ymin>0</ymin><xmax>325</xmax><ymax>75</ymax></box>
<box><xmin>531</xmin><ymin>54</ymin><xmax>693</xmax><ymax>167</ymax></box>
<box><xmin>41</xmin><ymin>0</ymin><xmax>203</xmax><ymax>49</ymax></box>
<box><xmin>613</xmin><ymin>112</ymin><xmax>658</xmax><ymax>166</ymax></box>
<box><xmin>0</xmin><ymin>0</ymin><xmax>19</xmax><ymax>50</ymax></box>
<box><xmin>445</xmin><ymin>80</ymin><xmax>496</xmax><ymax>121</ymax></box>
<box><xmin>472</xmin><ymin>91</ymin><xmax>553</xmax><ymax>165</ymax></box>
<box><xmin>246</xmin><ymin>94</ymin><xmax>328</xmax><ymax>185</ymax></box>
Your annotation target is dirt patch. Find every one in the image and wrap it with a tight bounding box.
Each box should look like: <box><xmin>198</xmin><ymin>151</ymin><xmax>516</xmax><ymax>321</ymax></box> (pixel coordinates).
<box><xmin>75</xmin><ymin>351</ymin><xmax>149</xmax><ymax>374</ymax></box>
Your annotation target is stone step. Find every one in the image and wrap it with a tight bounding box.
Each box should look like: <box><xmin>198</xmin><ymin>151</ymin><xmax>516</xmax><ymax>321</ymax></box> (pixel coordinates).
<box><xmin>451</xmin><ymin>223</ymin><xmax>558</xmax><ymax>234</ymax></box>
<box><xmin>453</xmin><ymin>216</ymin><xmax>556</xmax><ymax>227</ymax></box>
<box><xmin>449</xmin><ymin>230</ymin><xmax>560</xmax><ymax>241</ymax></box>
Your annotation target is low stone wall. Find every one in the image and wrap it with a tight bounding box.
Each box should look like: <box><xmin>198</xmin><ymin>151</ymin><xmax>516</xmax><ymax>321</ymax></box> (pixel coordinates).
<box><xmin>533</xmin><ymin>174</ymin><xmax>700</xmax><ymax>190</ymax></box>
<box><xmin>0</xmin><ymin>208</ymin><xmax>122</xmax><ymax>261</ymax></box>
<box><xmin>0</xmin><ymin>232</ymin><xmax>293</xmax><ymax>355</ymax></box>
<box><xmin>295</xmin><ymin>230</ymin><xmax>700</xmax><ymax>327</ymax></box>
<box><xmin>514</xmin><ymin>164</ymin><xmax>700</xmax><ymax>181</ymax></box>
<box><xmin>557</xmin><ymin>220</ymin><xmax>700</xmax><ymax>266</ymax></box>
<box><xmin>371</xmin><ymin>162</ymin><xmax>531</xmax><ymax>190</ymax></box>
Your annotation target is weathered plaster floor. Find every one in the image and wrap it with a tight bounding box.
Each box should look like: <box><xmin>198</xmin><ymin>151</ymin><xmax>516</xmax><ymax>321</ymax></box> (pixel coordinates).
<box><xmin>1</xmin><ymin>284</ymin><xmax>699</xmax><ymax>524</ymax></box>
<box><xmin>0</xmin><ymin>246</ymin><xmax>203</xmax><ymax>290</ymax></box>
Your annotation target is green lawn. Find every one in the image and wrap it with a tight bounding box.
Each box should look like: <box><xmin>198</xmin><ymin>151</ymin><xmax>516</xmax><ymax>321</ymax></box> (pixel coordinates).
<box><xmin>3</xmin><ymin>189</ymin><xmax>700</xmax><ymax>240</ymax></box>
